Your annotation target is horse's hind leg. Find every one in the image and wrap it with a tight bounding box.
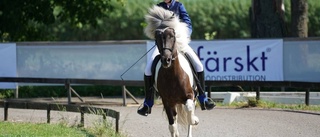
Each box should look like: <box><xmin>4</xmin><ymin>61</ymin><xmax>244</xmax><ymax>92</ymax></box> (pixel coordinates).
<box><xmin>165</xmin><ymin>106</ymin><xmax>179</xmax><ymax>137</ymax></box>
<box><xmin>185</xmin><ymin>99</ymin><xmax>199</xmax><ymax>125</ymax></box>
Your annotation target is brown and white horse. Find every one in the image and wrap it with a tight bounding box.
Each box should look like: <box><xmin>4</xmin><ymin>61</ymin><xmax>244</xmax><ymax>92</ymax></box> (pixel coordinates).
<box><xmin>144</xmin><ymin>6</ymin><xmax>199</xmax><ymax>137</ymax></box>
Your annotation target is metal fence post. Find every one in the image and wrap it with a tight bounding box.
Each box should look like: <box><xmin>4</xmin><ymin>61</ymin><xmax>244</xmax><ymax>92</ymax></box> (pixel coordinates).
<box><xmin>305</xmin><ymin>88</ymin><xmax>310</xmax><ymax>106</ymax></box>
<box><xmin>80</xmin><ymin>107</ymin><xmax>85</xmax><ymax>127</ymax></box>
<box><xmin>65</xmin><ymin>79</ymin><xmax>71</xmax><ymax>104</ymax></box>
<box><xmin>122</xmin><ymin>85</ymin><xmax>127</xmax><ymax>106</ymax></box>
<box><xmin>4</xmin><ymin>101</ymin><xmax>8</xmax><ymax>121</ymax></box>
<box><xmin>256</xmin><ymin>87</ymin><xmax>260</xmax><ymax>101</ymax></box>
<box><xmin>47</xmin><ymin>104</ymin><xmax>51</xmax><ymax>123</ymax></box>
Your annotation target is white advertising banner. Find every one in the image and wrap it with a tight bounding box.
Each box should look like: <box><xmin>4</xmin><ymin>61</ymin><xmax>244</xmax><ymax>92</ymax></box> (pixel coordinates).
<box><xmin>190</xmin><ymin>39</ymin><xmax>283</xmax><ymax>81</ymax></box>
<box><xmin>0</xmin><ymin>43</ymin><xmax>17</xmax><ymax>89</ymax></box>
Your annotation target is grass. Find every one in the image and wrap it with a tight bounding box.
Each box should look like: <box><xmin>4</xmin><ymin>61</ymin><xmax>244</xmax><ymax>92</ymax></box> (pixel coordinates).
<box><xmin>215</xmin><ymin>97</ymin><xmax>320</xmax><ymax>112</ymax></box>
<box><xmin>0</xmin><ymin>122</ymin><xmax>91</xmax><ymax>137</ymax></box>
<box><xmin>0</xmin><ymin>121</ymin><xmax>126</xmax><ymax>137</ymax></box>
<box><xmin>0</xmin><ymin>104</ymin><xmax>126</xmax><ymax>137</ymax></box>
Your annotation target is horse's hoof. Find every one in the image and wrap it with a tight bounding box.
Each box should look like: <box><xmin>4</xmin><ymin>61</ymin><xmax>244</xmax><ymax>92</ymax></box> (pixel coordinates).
<box><xmin>137</xmin><ymin>106</ymin><xmax>151</xmax><ymax>116</ymax></box>
<box><xmin>191</xmin><ymin>116</ymin><xmax>199</xmax><ymax>125</ymax></box>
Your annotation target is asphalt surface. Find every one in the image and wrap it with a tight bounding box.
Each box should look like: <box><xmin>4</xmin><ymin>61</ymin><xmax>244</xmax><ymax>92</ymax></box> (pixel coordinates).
<box><xmin>1</xmin><ymin>98</ymin><xmax>320</xmax><ymax>137</ymax></box>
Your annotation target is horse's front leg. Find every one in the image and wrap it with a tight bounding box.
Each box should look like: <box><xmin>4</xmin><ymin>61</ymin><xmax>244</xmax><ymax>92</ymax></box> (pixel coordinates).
<box><xmin>165</xmin><ymin>106</ymin><xmax>179</xmax><ymax>137</ymax></box>
<box><xmin>187</xmin><ymin>125</ymin><xmax>193</xmax><ymax>137</ymax></box>
<box><xmin>185</xmin><ymin>99</ymin><xmax>199</xmax><ymax>125</ymax></box>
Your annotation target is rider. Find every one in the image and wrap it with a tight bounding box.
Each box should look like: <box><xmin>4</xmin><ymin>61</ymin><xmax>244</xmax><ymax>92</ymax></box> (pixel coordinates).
<box><xmin>138</xmin><ymin>0</ymin><xmax>215</xmax><ymax>116</ymax></box>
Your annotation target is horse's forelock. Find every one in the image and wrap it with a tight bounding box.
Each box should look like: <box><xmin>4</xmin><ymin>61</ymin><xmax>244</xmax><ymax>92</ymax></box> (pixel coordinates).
<box><xmin>144</xmin><ymin>6</ymin><xmax>183</xmax><ymax>39</ymax></box>
<box><xmin>144</xmin><ymin>5</ymin><xmax>190</xmax><ymax>53</ymax></box>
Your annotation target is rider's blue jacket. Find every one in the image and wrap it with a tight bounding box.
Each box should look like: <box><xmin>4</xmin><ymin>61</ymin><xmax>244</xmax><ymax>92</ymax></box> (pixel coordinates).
<box><xmin>157</xmin><ymin>0</ymin><xmax>192</xmax><ymax>37</ymax></box>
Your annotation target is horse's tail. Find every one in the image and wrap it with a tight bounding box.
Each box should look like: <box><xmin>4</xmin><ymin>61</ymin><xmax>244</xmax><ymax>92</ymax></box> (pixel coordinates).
<box><xmin>176</xmin><ymin>104</ymin><xmax>189</xmax><ymax>127</ymax></box>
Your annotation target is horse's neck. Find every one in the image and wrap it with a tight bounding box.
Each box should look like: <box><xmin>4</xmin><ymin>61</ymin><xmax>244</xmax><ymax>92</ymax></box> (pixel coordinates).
<box><xmin>172</xmin><ymin>52</ymin><xmax>183</xmax><ymax>73</ymax></box>
<box><xmin>172</xmin><ymin>51</ymin><xmax>194</xmax><ymax>86</ymax></box>
<box><xmin>156</xmin><ymin>51</ymin><xmax>194</xmax><ymax>88</ymax></box>
<box><xmin>172</xmin><ymin>52</ymin><xmax>191</xmax><ymax>75</ymax></box>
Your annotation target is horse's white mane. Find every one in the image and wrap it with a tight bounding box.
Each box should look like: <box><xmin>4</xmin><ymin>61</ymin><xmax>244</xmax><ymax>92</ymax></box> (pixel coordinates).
<box><xmin>144</xmin><ymin>5</ymin><xmax>190</xmax><ymax>50</ymax></box>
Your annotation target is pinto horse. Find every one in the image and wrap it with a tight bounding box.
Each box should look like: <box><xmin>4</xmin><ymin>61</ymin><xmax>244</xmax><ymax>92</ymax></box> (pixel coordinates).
<box><xmin>144</xmin><ymin>6</ymin><xmax>199</xmax><ymax>137</ymax></box>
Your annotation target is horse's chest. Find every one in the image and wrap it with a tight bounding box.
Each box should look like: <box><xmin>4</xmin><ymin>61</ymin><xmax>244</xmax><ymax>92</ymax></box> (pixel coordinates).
<box><xmin>157</xmin><ymin>70</ymin><xmax>189</xmax><ymax>90</ymax></box>
<box><xmin>154</xmin><ymin>54</ymin><xmax>194</xmax><ymax>98</ymax></box>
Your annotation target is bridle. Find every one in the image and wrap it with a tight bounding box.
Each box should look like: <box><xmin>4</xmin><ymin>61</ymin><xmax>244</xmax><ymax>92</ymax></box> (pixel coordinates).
<box><xmin>155</xmin><ymin>27</ymin><xmax>177</xmax><ymax>62</ymax></box>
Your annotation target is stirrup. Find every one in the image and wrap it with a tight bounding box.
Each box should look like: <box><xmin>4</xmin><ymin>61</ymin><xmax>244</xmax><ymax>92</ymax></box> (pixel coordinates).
<box><xmin>199</xmin><ymin>97</ymin><xmax>216</xmax><ymax>110</ymax></box>
<box><xmin>137</xmin><ymin>103</ymin><xmax>152</xmax><ymax>116</ymax></box>
<box><xmin>206</xmin><ymin>97</ymin><xmax>216</xmax><ymax>110</ymax></box>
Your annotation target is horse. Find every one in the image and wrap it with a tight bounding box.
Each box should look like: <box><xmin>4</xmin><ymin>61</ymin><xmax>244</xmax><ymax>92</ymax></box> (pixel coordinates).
<box><xmin>144</xmin><ymin>6</ymin><xmax>199</xmax><ymax>137</ymax></box>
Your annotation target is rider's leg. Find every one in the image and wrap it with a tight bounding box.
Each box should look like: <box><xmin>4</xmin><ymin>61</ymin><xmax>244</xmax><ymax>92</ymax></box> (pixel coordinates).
<box><xmin>137</xmin><ymin>75</ymin><xmax>154</xmax><ymax>116</ymax></box>
<box><xmin>197</xmin><ymin>71</ymin><xmax>215</xmax><ymax>110</ymax></box>
<box><xmin>137</xmin><ymin>47</ymin><xmax>159</xmax><ymax>116</ymax></box>
<box><xmin>184</xmin><ymin>46</ymin><xmax>216</xmax><ymax>110</ymax></box>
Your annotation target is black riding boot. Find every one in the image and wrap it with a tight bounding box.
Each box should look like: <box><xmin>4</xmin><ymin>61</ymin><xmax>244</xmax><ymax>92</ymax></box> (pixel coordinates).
<box><xmin>137</xmin><ymin>75</ymin><xmax>154</xmax><ymax>116</ymax></box>
<box><xmin>197</xmin><ymin>71</ymin><xmax>216</xmax><ymax>110</ymax></box>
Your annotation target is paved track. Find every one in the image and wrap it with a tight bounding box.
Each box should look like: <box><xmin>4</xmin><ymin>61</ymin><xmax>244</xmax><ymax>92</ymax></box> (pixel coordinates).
<box><xmin>1</xmin><ymin>98</ymin><xmax>320</xmax><ymax>137</ymax></box>
<box><xmin>109</xmin><ymin>106</ymin><xmax>320</xmax><ymax>137</ymax></box>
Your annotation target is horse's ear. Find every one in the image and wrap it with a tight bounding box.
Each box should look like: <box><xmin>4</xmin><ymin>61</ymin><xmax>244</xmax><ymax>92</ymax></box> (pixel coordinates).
<box><xmin>170</xmin><ymin>13</ymin><xmax>175</xmax><ymax>19</ymax></box>
<box><xmin>154</xmin><ymin>33</ymin><xmax>162</xmax><ymax>53</ymax></box>
<box><xmin>156</xmin><ymin>41</ymin><xmax>160</xmax><ymax>50</ymax></box>
<box><xmin>172</xmin><ymin>28</ymin><xmax>175</xmax><ymax>36</ymax></box>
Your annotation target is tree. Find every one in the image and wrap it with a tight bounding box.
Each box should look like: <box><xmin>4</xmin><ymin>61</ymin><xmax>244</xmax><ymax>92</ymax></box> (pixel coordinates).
<box><xmin>291</xmin><ymin>0</ymin><xmax>308</xmax><ymax>37</ymax></box>
<box><xmin>290</xmin><ymin>0</ymin><xmax>308</xmax><ymax>71</ymax></box>
<box><xmin>250</xmin><ymin>0</ymin><xmax>287</xmax><ymax>38</ymax></box>
<box><xmin>0</xmin><ymin>0</ymin><xmax>123</xmax><ymax>41</ymax></box>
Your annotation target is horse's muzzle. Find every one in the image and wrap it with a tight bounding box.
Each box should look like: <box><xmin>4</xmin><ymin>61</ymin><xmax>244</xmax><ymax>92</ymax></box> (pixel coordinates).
<box><xmin>161</xmin><ymin>56</ymin><xmax>173</xmax><ymax>68</ymax></box>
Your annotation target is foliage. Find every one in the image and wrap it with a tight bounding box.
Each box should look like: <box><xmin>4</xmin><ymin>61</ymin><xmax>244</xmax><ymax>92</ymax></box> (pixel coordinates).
<box><xmin>15</xmin><ymin>85</ymin><xmax>124</xmax><ymax>98</ymax></box>
<box><xmin>17</xmin><ymin>86</ymin><xmax>66</xmax><ymax>98</ymax></box>
<box><xmin>204</xmin><ymin>31</ymin><xmax>217</xmax><ymax>40</ymax></box>
<box><xmin>1</xmin><ymin>0</ymin><xmax>320</xmax><ymax>98</ymax></box>
<box><xmin>52</xmin><ymin>0</ymin><xmax>156</xmax><ymax>41</ymax></box>
<box><xmin>217</xmin><ymin>99</ymin><xmax>320</xmax><ymax>112</ymax></box>
<box><xmin>0</xmin><ymin>0</ymin><xmax>124</xmax><ymax>41</ymax></box>
<box><xmin>308</xmin><ymin>0</ymin><xmax>320</xmax><ymax>36</ymax></box>
<box><xmin>0</xmin><ymin>89</ymin><xmax>14</xmax><ymax>98</ymax></box>
<box><xmin>0</xmin><ymin>85</ymin><xmax>143</xmax><ymax>98</ymax></box>
<box><xmin>185</xmin><ymin>0</ymin><xmax>251</xmax><ymax>39</ymax></box>
<box><xmin>2</xmin><ymin>0</ymin><xmax>320</xmax><ymax>42</ymax></box>
<box><xmin>247</xmin><ymin>97</ymin><xmax>258</xmax><ymax>107</ymax></box>
<box><xmin>0</xmin><ymin>0</ymin><xmax>54</xmax><ymax>41</ymax></box>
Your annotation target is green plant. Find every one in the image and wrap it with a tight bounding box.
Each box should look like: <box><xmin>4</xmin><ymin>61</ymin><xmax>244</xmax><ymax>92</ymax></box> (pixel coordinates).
<box><xmin>204</xmin><ymin>31</ymin><xmax>217</xmax><ymax>40</ymax></box>
<box><xmin>86</xmin><ymin>107</ymin><xmax>126</xmax><ymax>137</ymax></box>
<box><xmin>247</xmin><ymin>97</ymin><xmax>258</xmax><ymax>107</ymax></box>
<box><xmin>17</xmin><ymin>85</ymin><xmax>126</xmax><ymax>98</ymax></box>
<box><xmin>216</xmin><ymin>99</ymin><xmax>320</xmax><ymax>112</ymax></box>
<box><xmin>0</xmin><ymin>89</ymin><xmax>14</xmax><ymax>98</ymax></box>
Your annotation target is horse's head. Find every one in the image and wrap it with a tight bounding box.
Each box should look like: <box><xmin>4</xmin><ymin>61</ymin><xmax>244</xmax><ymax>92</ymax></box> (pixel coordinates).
<box><xmin>155</xmin><ymin>27</ymin><xmax>177</xmax><ymax>68</ymax></box>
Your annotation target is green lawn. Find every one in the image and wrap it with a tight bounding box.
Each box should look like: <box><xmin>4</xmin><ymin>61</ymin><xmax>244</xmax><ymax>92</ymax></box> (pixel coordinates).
<box><xmin>0</xmin><ymin>121</ymin><xmax>125</xmax><ymax>137</ymax></box>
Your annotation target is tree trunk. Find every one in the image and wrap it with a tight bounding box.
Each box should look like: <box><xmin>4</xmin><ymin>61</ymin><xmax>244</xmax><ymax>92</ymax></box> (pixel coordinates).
<box><xmin>250</xmin><ymin>0</ymin><xmax>286</xmax><ymax>38</ymax></box>
<box><xmin>291</xmin><ymin>0</ymin><xmax>308</xmax><ymax>37</ymax></box>
<box><xmin>290</xmin><ymin>0</ymin><xmax>308</xmax><ymax>72</ymax></box>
